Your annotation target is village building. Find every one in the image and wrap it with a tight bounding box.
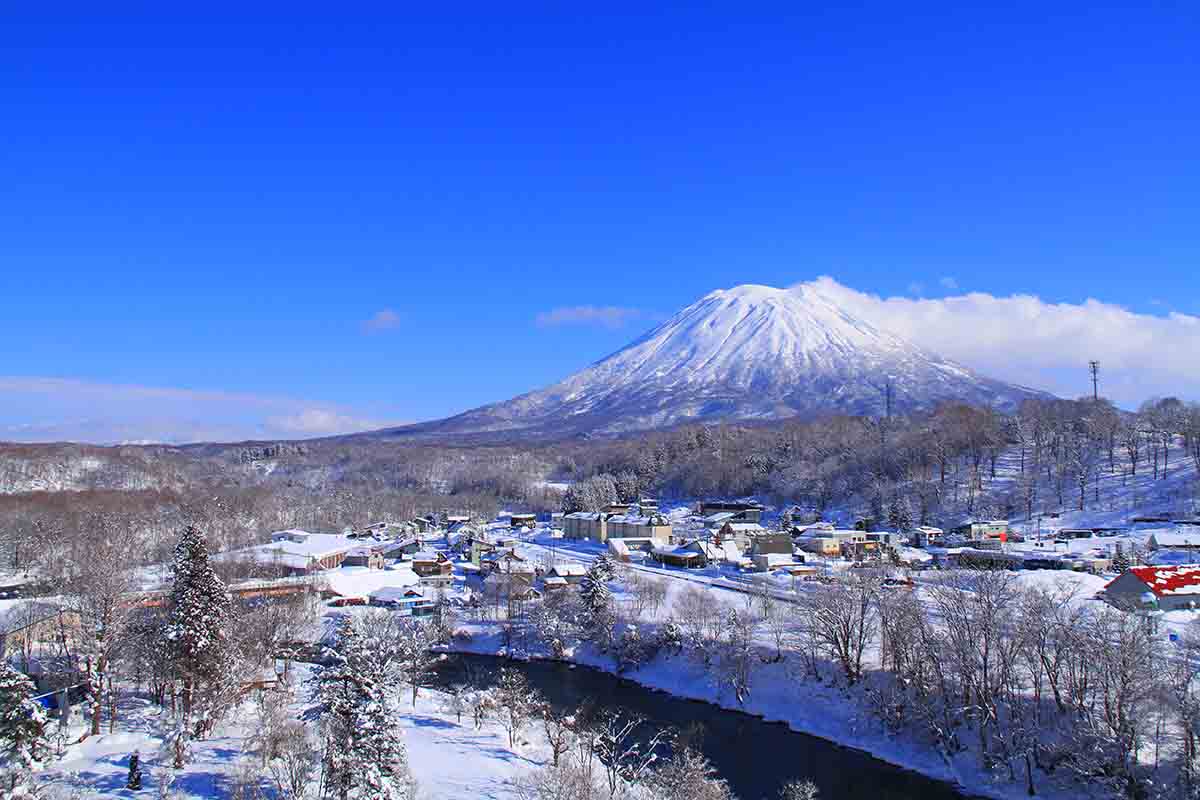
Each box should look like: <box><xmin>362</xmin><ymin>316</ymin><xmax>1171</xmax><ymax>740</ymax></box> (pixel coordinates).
<box><xmin>608</xmin><ymin>512</ymin><xmax>672</xmax><ymax>543</ymax></box>
<box><xmin>509</xmin><ymin>513</ymin><xmax>538</xmax><ymax>529</ymax></box>
<box><xmin>410</xmin><ymin>551</ymin><xmax>454</xmax><ymax>586</ymax></box>
<box><xmin>341</xmin><ymin>546</ymin><xmax>385</xmax><ymax>570</ymax></box>
<box><xmin>607</xmin><ymin>537</ymin><xmax>657</xmax><ymax>562</ymax></box>
<box><xmin>546</xmin><ymin>562</ymin><xmax>588</xmax><ymax>584</ymax></box>
<box><xmin>912</xmin><ymin>526</ymin><xmax>944</xmax><ymax>547</ymax></box>
<box><xmin>652</xmin><ymin>542</ymin><xmax>708</xmax><ymax>569</ymax></box>
<box><xmin>698</xmin><ymin>501</ymin><xmax>764</xmax><ymax>524</ymax></box>
<box><xmin>795</xmin><ymin>529</ymin><xmax>866</xmax><ymax>557</ymax></box>
<box><xmin>563</xmin><ymin>511</ymin><xmax>609</xmax><ymax>542</ymax></box>
<box><xmin>1104</xmin><ymin>565</ymin><xmax>1200</xmax><ymax>611</ymax></box>
<box><xmin>952</xmin><ymin>520</ymin><xmax>1010</xmax><ymax>542</ymax></box>
<box><xmin>718</xmin><ymin>521</ymin><xmax>766</xmax><ymax>550</ymax></box>
<box><xmin>480</xmin><ymin>549</ymin><xmax>532</xmax><ymax>576</ymax></box>
<box><xmin>227</xmin><ymin>530</ymin><xmax>360</xmax><ymax>576</ymax></box>
<box><xmin>747</xmin><ymin>531</ymin><xmax>792</xmax><ymax>558</ymax></box>
<box><xmin>368</xmin><ymin>586</ymin><xmax>435</xmax><ymax>616</ymax></box>
<box><xmin>1149</xmin><ymin>528</ymin><xmax>1200</xmax><ymax>551</ymax></box>
<box><xmin>0</xmin><ymin>603</ymin><xmax>83</xmax><ymax>690</ymax></box>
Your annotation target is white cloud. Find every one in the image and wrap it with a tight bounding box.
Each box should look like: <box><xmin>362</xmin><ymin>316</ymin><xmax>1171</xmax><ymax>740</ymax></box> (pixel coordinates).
<box><xmin>0</xmin><ymin>377</ymin><xmax>402</xmax><ymax>444</ymax></box>
<box><xmin>266</xmin><ymin>409</ymin><xmax>390</xmax><ymax>437</ymax></box>
<box><xmin>796</xmin><ymin>276</ymin><xmax>1200</xmax><ymax>406</ymax></box>
<box><xmin>362</xmin><ymin>309</ymin><xmax>402</xmax><ymax>333</ymax></box>
<box><xmin>535</xmin><ymin>305</ymin><xmax>650</xmax><ymax>329</ymax></box>
<box><xmin>939</xmin><ymin>276</ymin><xmax>959</xmax><ymax>291</ymax></box>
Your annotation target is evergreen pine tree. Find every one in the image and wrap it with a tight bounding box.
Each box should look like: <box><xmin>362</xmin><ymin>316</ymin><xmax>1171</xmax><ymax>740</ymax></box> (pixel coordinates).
<box><xmin>590</xmin><ymin>553</ymin><xmax>616</xmax><ymax>583</ymax></box>
<box><xmin>126</xmin><ymin>751</ymin><xmax>143</xmax><ymax>790</ymax></box>
<box><xmin>0</xmin><ymin>662</ymin><xmax>50</xmax><ymax>778</ymax></box>
<box><xmin>1112</xmin><ymin>546</ymin><xmax>1131</xmax><ymax>574</ymax></box>
<box><xmin>318</xmin><ymin>617</ymin><xmax>414</xmax><ymax>800</ymax></box>
<box><xmin>579</xmin><ymin>560</ymin><xmax>616</xmax><ymax>650</ymax></box>
<box><xmin>164</xmin><ymin>525</ymin><xmax>231</xmax><ymax>718</ymax></box>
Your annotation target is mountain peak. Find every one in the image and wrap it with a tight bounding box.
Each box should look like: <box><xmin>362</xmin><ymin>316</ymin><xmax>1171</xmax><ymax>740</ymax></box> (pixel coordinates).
<box><xmin>396</xmin><ymin>283</ymin><xmax>1048</xmax><ymax>437</ymax></box>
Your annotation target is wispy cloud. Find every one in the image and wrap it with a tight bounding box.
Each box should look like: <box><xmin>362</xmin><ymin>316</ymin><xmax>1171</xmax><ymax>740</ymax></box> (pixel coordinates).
<box><xmin>796</xmin><ymin>276</ymin><xmax>1200</xmax><ymax>405</ymax></box>
<box><xmin>535</xmin><ymin>305</ymin><xmax>650</xmax><ymax>329</ymax></box>
<box><xmin>0</xmin><ymin>377</ymin><xmax>402</xmax><ymax>444</ymax></box>
<box><xmin>362</xmin><ymin>309</ymin><xmax>402</xmax><ymax>333</ymax></box>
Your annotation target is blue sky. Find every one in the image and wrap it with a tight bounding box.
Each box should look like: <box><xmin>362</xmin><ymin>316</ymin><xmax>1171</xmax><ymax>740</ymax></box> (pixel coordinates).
<box><xmin>2</xmin><ymin>5</ymin><xmax>1198</xmax><ymax>441</ymax></box>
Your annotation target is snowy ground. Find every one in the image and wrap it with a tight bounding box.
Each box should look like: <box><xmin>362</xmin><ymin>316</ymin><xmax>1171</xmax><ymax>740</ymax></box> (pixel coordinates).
<box><xmin>36</xmin><ymin>662</ymin><xmax>545</xmax><ymax>800</ymax></box>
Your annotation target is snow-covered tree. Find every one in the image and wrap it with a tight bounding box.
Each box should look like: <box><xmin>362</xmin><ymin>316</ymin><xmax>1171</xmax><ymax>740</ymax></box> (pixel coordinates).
<box><xmin>578</xmin><ymin>562</ymin><xmax>616</xmax><ymax>651</ymax></box>
<box><xmin>0</xmin><ymin>662</ymin><xmax>49</xmax><ymax>787</ymax></box>
<box><xmin>317</xmin><ymin>616</ymin><xmax>414</xmax><ymax>800</ymax></box>
<box><xmin>647</xmin><ymin>747</ymin><xmax>734</xmax><ymax>800</ymax></box>
<box><xmin>779</xmin><ymin>779</ymin><xmax>820</xmax><ymax>800</ymax></box>
<box><xmin>494</xmin><ymin>667</ymin><xmax>540</xmax><ymax>748</ymax></box>
<box><xmin>164</xmin><ymin>525</ymin><xmax>231</xmax><ymax>718</ymax></box>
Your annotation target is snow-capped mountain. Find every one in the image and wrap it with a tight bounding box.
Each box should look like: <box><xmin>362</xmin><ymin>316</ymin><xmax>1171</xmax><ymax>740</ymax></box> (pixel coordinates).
<box><xmin>400</xmin><ymin>283</ymin><xmax>1047</xmax><ymax>436</ymax></box>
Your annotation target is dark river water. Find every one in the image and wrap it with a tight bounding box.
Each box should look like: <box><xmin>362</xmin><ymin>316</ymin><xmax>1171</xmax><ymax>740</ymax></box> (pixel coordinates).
<box><xmin>432</xmin><ymin>653</ymin><xmax>975</xmax><ymax>800</ymax></box>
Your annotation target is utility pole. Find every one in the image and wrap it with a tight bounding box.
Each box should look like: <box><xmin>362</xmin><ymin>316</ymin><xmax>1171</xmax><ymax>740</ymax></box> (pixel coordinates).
<box><xmin>1089</xmin><ymin>360</ymin><xmax>1100</xmax><ymax>401</ymax></box>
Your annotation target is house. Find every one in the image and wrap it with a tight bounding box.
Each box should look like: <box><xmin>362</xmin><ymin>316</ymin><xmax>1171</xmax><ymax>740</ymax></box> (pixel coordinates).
<box><xmin>607</xmin><ymin>537</ymin><xmax>657</xmax><ymax>563</ymax></box>
<box><xmin>321</xmin><ymin>566</ymin><xmax>421</xmax><ymax>603</ymax></box>
<box><xmin>542</xmin><ymin>576</ymin><xmax>569</xmax><ymax>591</ymax></box>
<box><xmin>483</xmin><ymin>571</ymin><xmax>540</xmax><ymax>602</ymax></box>
<box><xmin>752</xmin><ymin>552</ymin><xmax>800</xmax><ymax>572</ymax></box>
<box><xmin>608</xmin><ymin>512</ymin><xmax>672</xmax><ymax>543</ymax></box>
<box><xmin>1149</xmin><ymin>529</ymin><xmax>1200</xmax><ymax>551</ymax></box>
<box><xmin>381</xmin><ymin>537</ymin><xmax>423</xmax><ymax>560</ymax></box>
<box><xmin>652</xmin><ymin>540</ymin><xmax>709</xmax><ymax>568</ymax></box>
<box><xmin>866</xmin><ymin>532</ymin><xmax>905</xmax><ymax>550</ymax></box>
<box><xmin>410</xmin><ymin>551</ymin><xmax>454</xmax><ymax>586</ymax></box>
<box><xmin>747</xmin><ymin>532</ymin><xmax>792</xmax><ymax>557</ymax></box>
<box><xmin>913</xmin><ymin>526</ymin><xmax>944</xmax><ymax>547</ymax></box>
<box><xmin>230</xmin><ymin>530</ymin><xmax>360</xmax><ymax>576</ymax></box>
<box><xmin>480</xmin><ymin>549</ymin><xmax>532</xmax><ymax>576</ymax></box>
<box><xmin>698</xmin><ymin>501</ymin><xmax>764</xmax><ymax>524</ymax></box>
<box><xmin>368</xmin><ymin>586</ymin><xmax>435</xmax><ymax>616</ymax></box>
<box><xmin>796</xmin><ymin>530</ymin><xmax>866</xmax><ymax>557</ymax></box>
<box><xmin>342</xmin><ymin>546</ymin><xmax>384</xmax><ymax>570</ymax></box>
<box><xmin>547</xmin><ymin>562</ymin><xmax>588</xmax><ymax>584</ymax></box>
<box><xmin>952</xmin><ymin>520</ymin><xmax>1010</xmax><ymax>542</ymax></box>
<box><xmin>509</xmin><ymin>513</ymin><xmax>538</xmax><ymax>529</ymax></box>
<box><xmin>563</xmin><ymin>512</ymin><xmax>608</xmax><ymax>542</ymax></box>
<box><xmin>0</xmin><ymin>603</ymin><xmax>83</xmax><ymax>687</ymax></box>
<box><xmin>702</xmin><ymin>512</ymin><xmax>738</xmax><ymax>530</ymax></box>
<box><xmin>718</xmin><ymin>522</ymin><xmax>767</xmax><ymax>550</ymax></box>
<box><xmin>1104</xmin><ymin>565</ymin><xmax>1200</xmax><ymax>611</ymax></box>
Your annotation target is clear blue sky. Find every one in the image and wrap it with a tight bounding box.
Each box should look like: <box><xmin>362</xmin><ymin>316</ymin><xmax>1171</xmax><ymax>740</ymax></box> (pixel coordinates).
<box><xmin>2</xmin><ymin>5</ymin><xmax>1198</xmax><ymax>440</ymax></box>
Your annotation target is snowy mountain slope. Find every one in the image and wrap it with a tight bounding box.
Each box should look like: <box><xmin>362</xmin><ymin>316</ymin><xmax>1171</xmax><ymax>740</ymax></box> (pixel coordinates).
<box><xmin>396</xmin><ymin>283</ymin><xmax>1049</xmax><ymax>436</ymax></box>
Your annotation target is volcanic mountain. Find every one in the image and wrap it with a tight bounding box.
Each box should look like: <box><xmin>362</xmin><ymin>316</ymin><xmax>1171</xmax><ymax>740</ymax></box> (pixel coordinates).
<box><xmin>390</xmin><ymin>283</ymin><xmax>1046</xmax><ymax>437</ymax></box>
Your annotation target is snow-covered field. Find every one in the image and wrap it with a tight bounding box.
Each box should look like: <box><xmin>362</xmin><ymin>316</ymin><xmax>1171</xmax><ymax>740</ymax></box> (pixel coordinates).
<box><xmin>37</xmin><ymin>662</ymin><xmax>543</xmax><ymax>799</ymax></box>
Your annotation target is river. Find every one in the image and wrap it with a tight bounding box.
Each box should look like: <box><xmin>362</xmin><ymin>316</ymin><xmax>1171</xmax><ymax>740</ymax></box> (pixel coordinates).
<box><xmin>432</xmin><ymin>653</ymin><xmax>977</xmax><ymax>800</ymax></box>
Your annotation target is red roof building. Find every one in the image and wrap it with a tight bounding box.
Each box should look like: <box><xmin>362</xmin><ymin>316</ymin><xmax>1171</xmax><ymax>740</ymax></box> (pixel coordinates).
<box><xmin>1104</xmin><ymin>565</ymin><xmax>1200</xmax><ymax>611</ymax></box>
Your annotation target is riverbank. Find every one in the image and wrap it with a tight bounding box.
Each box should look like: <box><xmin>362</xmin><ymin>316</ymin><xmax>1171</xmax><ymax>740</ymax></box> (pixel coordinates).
<box><xmin>443</xmin><ymin>623</ymin><xmax>1081</xmax><ymax>800</ymax></box>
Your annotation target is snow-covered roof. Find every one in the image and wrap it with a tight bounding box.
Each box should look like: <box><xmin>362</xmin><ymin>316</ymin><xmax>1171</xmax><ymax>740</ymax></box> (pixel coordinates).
<box><xmin>370</xmin><ymin>586</ymin><xmax>427</xmax><ymax>604</ymax></box>
<box><xmin>723</xmin><ymin>522</ymin><xmax>765</xmax><ymax>532</ymax></box>
<box><xmin>265</xmin><ymin>530</ymin><xmax>359</xmax><ymax>560</ymax></box>
<box><xmin>543</xmin><ymin>576</ymin><xmax>568</xmax><ymax>587</ymax></box>
<box><xmin>1127</xmin><ymin>566</ymin><xmax>1200</xmax><ymax>598</ymax></box>
<box><xmin>565</xmin><ymin>511</ymin><xmax>604</xmax><ymax>521</ymax></box>
<box><xmin>323</xmin><ymin>566</ymin><xmax>420</xmax><ymax>599</ymax></box>
<box><xmin>412</xmin><ymin>550</ymin><xmax>443</xmax><ymax>562</ymax></box>
<box><xmin>1150</xmin><ymin>529</ymin><xmax>1200</xmax><ymax>548</ymax></box>
<box><xmin>703</xmin><ymin>512</ymin><xmax>737</xmax><ymax>523</ymax></box>
<box><xmin>549</xmin><ymin>563</ymin><xmax>587</xmax><ymax>577</ymax></box>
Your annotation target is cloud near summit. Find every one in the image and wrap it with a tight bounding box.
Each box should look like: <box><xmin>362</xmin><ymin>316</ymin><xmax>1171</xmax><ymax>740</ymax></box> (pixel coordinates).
<box><xmin>795</xmin><ymin>276</ymin><xmax>1200</xmax><ymax>406</ymax></box>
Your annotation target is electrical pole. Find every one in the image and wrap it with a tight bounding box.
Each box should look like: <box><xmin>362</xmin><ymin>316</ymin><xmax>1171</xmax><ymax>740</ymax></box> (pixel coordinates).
<box><xmin>1089</xmin><ymin>361</ymin><xmax>1100</xmax><ymax>401</ymax></box>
